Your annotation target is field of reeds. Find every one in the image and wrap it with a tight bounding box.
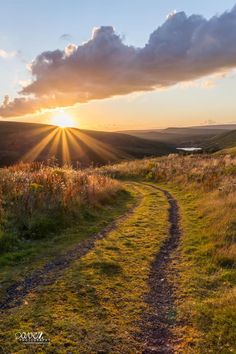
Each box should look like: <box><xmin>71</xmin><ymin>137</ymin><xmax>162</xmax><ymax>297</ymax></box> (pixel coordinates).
<box><xmin>0</xmin><ymin>161</ymin><xmax>121</xmax><ymax>254</ymax></box>
<box><xmin>101</xmin><ymin>154</ymin><xmax>236</xmax><ymax>352</ymax></box>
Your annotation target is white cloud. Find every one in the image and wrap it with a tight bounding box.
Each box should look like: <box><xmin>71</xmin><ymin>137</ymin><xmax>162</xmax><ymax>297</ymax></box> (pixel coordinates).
<box><xmin>1</xmin><ymin>5</ymin><xmax>236</xmax><ymax>117</ymax></box>
<box><xmin>0</xmin><ymin>49</ymin><xmax>17</xmax><ymax>59</ymax></box>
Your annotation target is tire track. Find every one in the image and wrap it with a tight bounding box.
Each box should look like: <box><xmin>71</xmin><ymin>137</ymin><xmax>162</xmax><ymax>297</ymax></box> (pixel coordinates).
<box><xmin>139</xmin><ymin>183</ymin><xmax>181</xmax><ymax>354</ymax></box>
<box><xmin>0</xmin><ymin>188</ymin><xmax>143</xmax><ymax>311</ymax></box>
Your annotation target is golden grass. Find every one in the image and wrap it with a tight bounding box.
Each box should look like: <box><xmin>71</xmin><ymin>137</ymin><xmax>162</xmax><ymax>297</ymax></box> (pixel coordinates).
<box><xmin>0</xmin><ymin>161</ymin><xmax>120</xmax><ymax>251</ymax></box>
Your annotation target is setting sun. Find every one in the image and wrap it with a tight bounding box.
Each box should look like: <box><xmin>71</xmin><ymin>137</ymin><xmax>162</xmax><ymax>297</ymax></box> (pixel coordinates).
<box><xmin>51</xmin><ymin>110</ymin><xmax>75</xmax><ymax>128</ymax></box>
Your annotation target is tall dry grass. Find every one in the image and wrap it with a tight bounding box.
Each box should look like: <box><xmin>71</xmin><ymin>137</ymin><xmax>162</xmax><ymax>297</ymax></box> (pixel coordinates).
<box><xmin>0</xmin><ymin>161</ymin><xmax>120</xmax><ymax>251</ymax></box>
<box><xmin>101</xmin><ymin>153</ymin><xmax>236</xmax><ymax>189</ymax></box>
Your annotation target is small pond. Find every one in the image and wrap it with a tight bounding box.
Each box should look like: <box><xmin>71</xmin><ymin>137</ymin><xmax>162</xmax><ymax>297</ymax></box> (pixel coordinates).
<box><xmin>176</xmin><ymin>147</ymin><xmax>203</xmax><ymax>152</ymax></box>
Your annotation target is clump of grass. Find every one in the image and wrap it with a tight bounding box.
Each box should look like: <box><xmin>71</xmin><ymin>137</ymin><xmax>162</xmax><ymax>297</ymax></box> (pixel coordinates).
<box><xmin>0</xmin><ymin>161</ymin><xmax>121</xmax><ymax>251</ymax></box>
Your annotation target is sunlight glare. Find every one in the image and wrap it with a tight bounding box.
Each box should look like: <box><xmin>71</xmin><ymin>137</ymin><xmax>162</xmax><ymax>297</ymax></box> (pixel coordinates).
<box><xmin>51</xmin><ymin>109</ymin><xmax>75</xmax><ymax>128</ymax></box>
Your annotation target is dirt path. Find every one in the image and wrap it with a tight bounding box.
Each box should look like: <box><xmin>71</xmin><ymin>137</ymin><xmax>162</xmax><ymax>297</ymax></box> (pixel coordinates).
<box><xmin>0</xmin><ymin>188</ymin><xmax>143</xmax><ymax>311</ymax></box>
<box><xmin>139</xmin><ymin>183</ymin><xmax>181</xmax><ymax>354</ymax></box>
<box><xmin>0</xmin><ymin>181</ymin><xmax>181</xmax><ymax>353</ymax></box>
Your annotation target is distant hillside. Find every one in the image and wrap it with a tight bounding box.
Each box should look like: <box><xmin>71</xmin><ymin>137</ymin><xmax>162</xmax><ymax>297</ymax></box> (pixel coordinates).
<box><xmin>216</xmin><ymin>146</ymin><xmax>236</xmax><ymax>156</ymax></box>
<box><xmin>119</xmin><ymin>125</ymin><xmax>236</xmax><ymax>147</ymax></box>
<box><xmin>0</xmin><ymin>121</ymin><xmax>175</xmax><ymax>167</ymax></box>
<box><xmin>203</xmin><ymin>129</ymin><xmax>236</xmax><ymax>152</ymax></box>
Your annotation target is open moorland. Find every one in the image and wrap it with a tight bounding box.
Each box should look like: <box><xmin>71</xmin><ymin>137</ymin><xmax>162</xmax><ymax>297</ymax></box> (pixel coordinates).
<box><xmin>0</xmin><ymin>152</ymin><xmax>235</xmax><ymax>353</ymax></box>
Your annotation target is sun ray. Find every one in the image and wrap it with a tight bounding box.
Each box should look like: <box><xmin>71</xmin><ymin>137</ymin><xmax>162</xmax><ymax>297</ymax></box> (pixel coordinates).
<box><xmin>61</xmin><ymin>128</ymin><xmax>71</xmax><ymax>165</ymax></box>
<box><xmin>65</xmin><ymin>129</ymin><xmax>87</xmax><ymax>161</ymax></box>
<box><xmin>48</xmin><ymin>128</ymin><xmax>62</xmax><ymax>156</ymax></box>
<box><xmin>29</xmin><ymin>125</ymin><xmax>55</xmax><ymax>138</ymax></box>
<box><xmin>21</xmin><ymin>127</ymin><xmax>58</xmax><ymax>162</ymax></box>
<box><xmin>69</xmin><ymin>129</ymin><xmax>119</xmax><ymax>161</ymax></box>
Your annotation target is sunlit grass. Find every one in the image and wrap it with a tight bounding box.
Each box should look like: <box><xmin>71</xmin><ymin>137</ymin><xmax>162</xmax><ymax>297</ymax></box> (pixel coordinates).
<box><xmin>0</xmin><ymin>183</ymin><xmax>168</xmax><ymax>353</ymax></box>
<box><xmin>1</xmin><ymin>154</ymin><xmax>236</xmax><ymax>352</ymax></box>
<box><xmin>0</xmin><ymin>161</ymin><xmax>121</xmax><ymax>253</ymax></box>
<box><xmin>101</xmin><ymin>154</ymin><xmax>236</xmax><ymax>353</ymax></box>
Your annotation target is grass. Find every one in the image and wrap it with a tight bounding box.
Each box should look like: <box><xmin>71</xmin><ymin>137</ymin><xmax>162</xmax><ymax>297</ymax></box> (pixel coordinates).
<box><xmin>0</xmin><ymin>161</ymin><xmax>120</xmax><ymax>253</ymax></box>
<box><xmin>0</xmin><ymin>161</ymin><xmax>130</xmax><ymax>302</ymax></box>
<box><xmin>216</xmin><ymin>145</ymin><xmax>236</xmax><ymax>156</ymax></box>
<box><xmin>101</xmin><ymin>154</ymin><xmax>236</xmax><ymax>353</ymax></box>
<box><xmin>0</xmin><ymin>183</ymin><xmax>169</xmax><ymax>353</ymax></box>
<box><xmin>0</xmin><ymin>188</ymin><xmax>134</xmax><ymax>300</ymax></box>
<box><xmin>155</xmin><ymin>185</ymin><xmax>236</xmax><ymax>353</ymax></box>
<box><xmin>1</xmin><ymin>154</ymin><xmax>236</xmax><ymax>352</ymax></box>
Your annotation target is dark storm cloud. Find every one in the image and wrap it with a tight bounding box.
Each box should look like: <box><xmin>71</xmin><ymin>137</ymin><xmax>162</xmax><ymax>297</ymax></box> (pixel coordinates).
<box><xmin>1</xmin><ymin>5</ymin><xmax>236</xmax><ymax>117</ymax></box>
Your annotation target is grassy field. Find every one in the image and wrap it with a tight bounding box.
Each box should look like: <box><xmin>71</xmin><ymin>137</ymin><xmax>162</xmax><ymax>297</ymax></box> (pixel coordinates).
<box><xmin>0</xmin><ymin>182</ymin><xmax>169</xmax><ymax>353</ymax></box>
<box><xmin>0</xmin><ymin>161</ymin><xmax>121</xmax><ymax>252</ymax></box>
<box><xmin>102</xmin><ymin>154</ymin><xmax>236</xmax><ymax>353</ymax></box>
<box><xmin>0</xmin><ymin>161</ymin><xmax>131</xmax><ymax>302</ymax></box>
<box><xmin>0</xmin><ymin>154</ymin><xmax>236</xmax><ymax>353</ymax></box>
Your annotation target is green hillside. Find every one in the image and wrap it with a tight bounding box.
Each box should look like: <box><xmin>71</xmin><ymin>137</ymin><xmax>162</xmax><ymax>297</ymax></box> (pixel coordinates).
<box><xmin>217</xmin><ymin>146</ymin><xmax>236</xmax><ymax>156</ymax></box>
<box><xmin>203</xmin><ymin>129</ymin><xmax>236</xmax><ymax>152</ymax></box>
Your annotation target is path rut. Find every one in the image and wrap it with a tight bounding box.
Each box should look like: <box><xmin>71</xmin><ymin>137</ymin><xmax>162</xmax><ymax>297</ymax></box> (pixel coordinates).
<box><xmin>139</xmin><ymin>183</ymin><xmax>181</xmax><ymax>354</ymax></box>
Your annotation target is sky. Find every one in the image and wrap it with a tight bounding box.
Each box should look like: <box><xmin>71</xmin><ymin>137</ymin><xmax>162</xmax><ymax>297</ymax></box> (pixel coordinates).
<box><xmin>0</xmin><ymin>0</ymin><xmax>236</xmax><ymax>130</ymax></box>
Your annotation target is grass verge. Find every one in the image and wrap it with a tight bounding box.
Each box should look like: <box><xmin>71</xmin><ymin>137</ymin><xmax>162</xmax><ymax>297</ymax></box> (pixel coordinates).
<box><xmin>157</xmin><ymin>183</ymin><xmax>236</xmax><ymax>354</ymax></box>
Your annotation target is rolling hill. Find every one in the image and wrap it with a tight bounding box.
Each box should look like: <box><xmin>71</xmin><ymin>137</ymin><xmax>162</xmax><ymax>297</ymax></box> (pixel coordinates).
<box><xmin>118</xmin><ymin>125</ymin><xmax>236</xmax><ymax>147</ymax></box>
<box><xmin>202</xmin><ymin>129</ymin><xmax>236</xmax><ymax>153</ymax></box>
<box><xmin>0</xmin><ymin>121</ymin><xmax>175</xmax><ymax>167</ymax></box>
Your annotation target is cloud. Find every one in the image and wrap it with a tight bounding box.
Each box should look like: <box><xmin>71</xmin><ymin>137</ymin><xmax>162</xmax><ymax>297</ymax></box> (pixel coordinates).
<box><xmin>1</xmin><ymin>5</ymin><xmax>236</xmax><ymax>117</ymax></box>
<box><xmin>0</xmin><ymin>49</ymin><xmax>17</xmax><ymax>59</ymax></box>
<box><xmin>179</xmin><ymin>70</ymin><xmax>231</xmax><ymax>89</ymax></box>
<box><xmin>60</xmin><ymin>33</ymin><xmax>72</xmax><ymax>41</ymax></box>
